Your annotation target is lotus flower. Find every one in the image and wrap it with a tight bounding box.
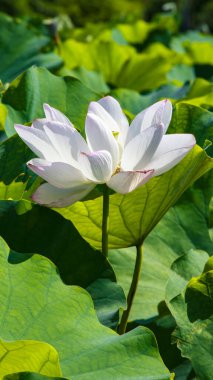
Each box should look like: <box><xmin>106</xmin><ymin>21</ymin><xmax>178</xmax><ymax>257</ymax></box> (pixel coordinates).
<box><xmin>15</xmin><ymin>97</ymin><xmax>195</xmax><ymax>207</ymax></box>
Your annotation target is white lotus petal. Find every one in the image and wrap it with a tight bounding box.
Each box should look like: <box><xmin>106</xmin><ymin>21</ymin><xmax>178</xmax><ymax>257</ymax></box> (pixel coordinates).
<box><xmin>152</xmin><ymin>99</ymin><xmax>172</xmax><ymax>128</ymax></box>
<box><xmin>43</xmin><ymin>121</ymin><xmax>89</xmax><ymax>167</ymax></box>
<box><xmin>28</xmin><ymin>159</ymin><xmax>87</xmax><ymax>188</ymax></box>
<box><xmin>127</xmin><ymin>99</ymin><xmax>172</xmax><ymax>144</ymax></box>
<box><xmin>107</xmin><ymin>169</ymin><xmax>154</xmax><ymax>194</ymax></box>
<box><xmin>31</xmin><ymin>118</ymin><xmax>47</xmax><ymax>131</ymax></box>
<box><xmin>144</xmin><ymin>134</ymin><xmax>196</xmax><ymax>176</ymax></box>
<box><xmin>43</xmin><ymin>104</ymin><xmax>74</xmax><ymax>127</ymax></box>
<box><xmin>14</xmin><ymin>124</ymin><xmax>61</xmax><ymax>161</ymax></box>
<box><xmin>32</xmin><ymin>182</ymin><xmax>95</xmax><ymax>207</ymax></box>
<box><xmin>98</xmin><ymin>96</ymin><xmax>129</xmax><ymax>144</ymax></box>
<box><xmin>88</xmin><ymin>101</ymin><xmax>119</xmax><ymax>133</ymax></box>
<box><xmin>85</xmin><ymin>113</ymin><xmax>119</xmax><ymax>170</ymax></box>
<box><xmin>79</xmin><ymin>150</ymin><xmax>113</xmax><ymax>183</ymax></box>
<box><xmin>121</xmin><ymin>124</ymin><xmax>164</xmax><ymax>171</ymax></box>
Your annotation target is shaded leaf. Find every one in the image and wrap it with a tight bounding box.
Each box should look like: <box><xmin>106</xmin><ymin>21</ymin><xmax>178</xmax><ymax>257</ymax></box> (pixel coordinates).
<box><xmin>60</xmin><ymin>67</ymin><xmax>109</xmax><ymax>94</ymax></box>
<box><xmin>0</xmin><ymin>237</ymin><xmax>171</xmax><ymax>380</ymax></box>
<box><xmin>0</xmin><ymin>13</ymin><xmax>62</xmax><ymax>83</ymax></box>
<box><xmin>167</xmin><ymin>254</ymin><xmax>213</xmax><ymax>380</ymax></box>
<box><xmin>1</xmin><ymin>67</ymin><xmax>100</xmax><ymax>136</ymax></box>
<box><xmin>0</xmin><ymin>200</ymin><xmax>125</xmax><ymax>327</ymax></box>
<box><xmin>0</xmin><ymin>135</ymin><xmax>35</xmax><ymax>200</ymax></box>
<box><xmin>171</xmin><ymin>103</ymin><xmax>213</xmax><ymax>155</ymax></box>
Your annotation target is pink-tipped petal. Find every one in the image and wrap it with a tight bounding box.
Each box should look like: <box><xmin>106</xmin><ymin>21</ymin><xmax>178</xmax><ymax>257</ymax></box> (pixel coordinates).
<box><xmin>127</xmin><ymin>99</ymin><xmax>172</xmax><ymax>144</ymax></box>
<box><xmin>79</xmin><ymin>150</ymin><xmax>113</xmax><ymax>183</ymax></box>
<box><xmin>27</xmin><ymin>159</ymin><xmax>87</xmax><ymax>188</ymax></box>
<box><xmin>144</xmin><ymin>134</ymin><xmax>196</xmax><ymax>176</ymax></box>
<box><xmin>107</xmin><ymin>169</ymin><xmax>154</xmax><ymax>194</ymax></box>
<box><xmin>43</xmin><ymin>104</ymin><xmax>74</xmax><ymax>127</ymax></box>
<box><xmin>32</xmin><ymin>182</ymin><xmax>95</xmax><ymax>208</ymax></box>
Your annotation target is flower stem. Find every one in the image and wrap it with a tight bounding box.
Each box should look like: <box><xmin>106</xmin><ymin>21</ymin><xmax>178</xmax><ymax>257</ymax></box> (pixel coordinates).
<box><xmin>102</xmin><ymin>184</ymin><xmax>109</xmax><ymax>257</ymax></box>
<box><xmin>118</xmin><ymin>244</ymin><xmax>143</xmax><ymax>334</ymax></box>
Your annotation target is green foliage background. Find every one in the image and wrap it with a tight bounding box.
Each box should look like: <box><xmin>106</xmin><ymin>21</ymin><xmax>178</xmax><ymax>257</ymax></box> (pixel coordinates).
<box><xmin>0</xmin><ymin>1</ymin><xmax>213</xmax><ymax>379</ymax></box>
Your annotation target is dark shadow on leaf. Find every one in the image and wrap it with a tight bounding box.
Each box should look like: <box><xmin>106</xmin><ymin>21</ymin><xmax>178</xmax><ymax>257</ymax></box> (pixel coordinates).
<box><xmin>185</xmin><ymin>287</ymin><xmax>213</xmax><ymax>322</ymax></box>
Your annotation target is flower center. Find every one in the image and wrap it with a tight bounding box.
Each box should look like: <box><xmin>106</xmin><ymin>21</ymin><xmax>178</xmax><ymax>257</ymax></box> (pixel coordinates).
<box><xmin>113</xmin><ymin>165</ymin><xmax>121</xmax><ymax>175</ymax></box>
<box><xmin>112</xmin><ymin>131</ymin><xmax>119</xmax><ymax>139</ymax></box>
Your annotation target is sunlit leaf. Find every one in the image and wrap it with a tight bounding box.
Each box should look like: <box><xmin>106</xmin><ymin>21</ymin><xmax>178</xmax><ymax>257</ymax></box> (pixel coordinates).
<box><xmin>0</xmin><ymin>339</ymin><xmax>62</xmax><ymax>378</ymax></box>
<box><xmin>59</xmin><ymin>146</ymin><xmax>212</xmax><ymax>249</ymax></box>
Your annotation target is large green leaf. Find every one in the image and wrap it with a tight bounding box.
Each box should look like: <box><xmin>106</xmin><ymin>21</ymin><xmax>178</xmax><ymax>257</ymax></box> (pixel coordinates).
<box><xmin>0</xmin><ymin>237</ymin><xmax>171</xmax><ymax>380</ymax></box>
<box><xmin>59</xmin><ymin>66</ymin><xmax>109</xmax><ymax>94</ymax></box>
<box><xmin>177</xmin><ymin>78</ymin><xmax>213</xmax><ymax>109</ymax></box>
<box><xmin>108</xmin><ymin>179</ymin><xmax>213</xmax><ymax>321</ymax></box>
<box><xmin>0</xmin><ymin>135</ymin><xmax>35</xmax><ymax>200</ymax></box>
<box><xmin>0</xmin><ymin>200</ymin><xmax>125</xmax><ymax>327</ymax></box>
<box><xmin>170</xmin><ymin>31</ymin><xmax>213</xmax><ymax>54</ymax></box>
<box><xmin>116</xmin><ymin>20</ymin><xmax>155</xmax><ymax>44</ymax></box>
<box><xmin>1</xmin><ymin>67</ymin><xmax>100</xmax><ymax>136</ymax></box>
<box><xmin>0</xmin><ymin>13</ymin><xmax>62</xmax><ymax>84</ymax></box>
<box><xmin>61</xmin><ymin>39</ymin><xmax>177</xmax><ymax>91</ymax></box>
<box><xmin>61</xmin><ymin>39</ymin><xmax>135</xmax><ymax>82</ymax></box>
<box><xmin>184</xmin><ymin>41</ymin><xmax>213</xmax><ymax>65</ymax></box>
<box><xmin>167</xmin><ymin>256</ymin><xmax>213</xmax><ymax>380</ymax></box>
<box><xmin>109</xmin><ymin>194</ymin><xmax>213</xmax><ymax>320</ymax></box>
<box><xmin>0</xmin><ymin>339</ymin><xmax>62</xmax><ymax>378</ymax></box>
<box><xmin>165</xmin><ymin>249</ymin><xmax>209</xmax><ymax>304</ymax></box>
<box><xmin>171</xmin><ymin>103</ymin><xmax>213</xmax><ymax>156</ymax></box>
<box><xmin>167</xmin><ymin>64</ymin><xmax>195</xmax><ymax>86</ymax></box>
<box><xmin>117</xmin><ymin>42</ymin><xmax>180</xmax><ymax>92</ymax></box>
<box><xmin>59</xmin><ymin>145</ymin><xmax>212</xmax><ymax>249</ymax></box>
<box><xmin>115</xmin><ymin>51</ymin><xmax>171</xmax><ymax>92</ymax></box>
<box><xmin>3</xmin><ymin>374</ymin><xmax>66</xmax><ymax>380</ymax></box>
<box><xmin>110</xmin><ymin>84</ymin><xmax>189</xmax><ymax>116</ymax></box>
<box><xmin>0</xmin><ymin>135</ymin><xmax>125</xmax><ymax>327</ymax></box>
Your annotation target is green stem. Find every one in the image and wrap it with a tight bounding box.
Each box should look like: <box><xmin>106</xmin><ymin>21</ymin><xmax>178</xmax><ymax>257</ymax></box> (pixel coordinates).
<box><xmin>118</xmin><ymin>244</ymin><xmax>143</xmax><ymax>334</ymax></box>
<box><xmin>102</xmin><ymin>184</ymin><xmax>109</xmax><ymax>257</ymax></box>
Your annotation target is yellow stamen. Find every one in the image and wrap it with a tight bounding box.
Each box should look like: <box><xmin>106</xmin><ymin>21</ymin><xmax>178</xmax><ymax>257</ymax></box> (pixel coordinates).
<box><xmin>113</xmin><ymin>165</ymin><xmax>121</xmax><ymax>175</ymax></box>
<box><xmin>112</xmin><ymin>131</ymin><xmax>119</xmax><ymax>138</ymax></box>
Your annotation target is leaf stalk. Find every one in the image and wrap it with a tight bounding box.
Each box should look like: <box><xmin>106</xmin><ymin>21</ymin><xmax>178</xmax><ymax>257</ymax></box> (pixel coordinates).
<box><xmin>118</xmin><ymin>244</ymin><xmax>143</xmax><ymax>334</ymax></box>
<box><xmin>102</xmin><ymin>184</ymin><xmax>109</xmax><ymax>257</ymax></box>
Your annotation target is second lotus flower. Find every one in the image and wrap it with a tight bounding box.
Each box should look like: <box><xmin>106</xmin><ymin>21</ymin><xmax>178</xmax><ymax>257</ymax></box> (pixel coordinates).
<box><xmin>15</xmin><ymin>96</ymin><xmax>196</xmax><ymax>207</ymax></box>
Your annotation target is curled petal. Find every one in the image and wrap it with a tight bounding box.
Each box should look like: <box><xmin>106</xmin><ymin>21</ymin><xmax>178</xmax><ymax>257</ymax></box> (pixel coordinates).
<box><xmin>43</xmin><ymin>104</ymin><xmax>74</xmax><ymax>127</ymax></box>
<box><xmin>14</xmin><ymin>124</ymin><xmax>61</xmax><ymax>161</ymax></box>
<box><xmin>32</xmin><ymin>183</ymin><xmax>95</xmax><ymax>208</ymax></box>
<box><xmin>85</xmin><ymin>113</ymin><xmax>119</xmax><ymax>170</ymax></box>
<box><xmin>127</xmin><ymin>99</ymin><xmax>172</xmax><ymax>144</ymax></box>
<box><xmin>28</xmin><ymin>159</ymin><xmax>87</xmax><ymax>189</ymax></box>
<box><xmin>121</xmin><ymin>124</ymin><xmax>164</xmax><ymax>171</ymax></box>
<box><xmin>79</xmin><ymin>150</ymin><xmax>113</xmax><ymax>183</ymax></box>
<box><xmin>144</xmin><ymin>134</ymin><xmax>196</xmax><ymax>176</ymax></box>
<box><xmin>107</xmin><ymin>169</ymin><xmax>154</xmax><ymax>194</ymax></box>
